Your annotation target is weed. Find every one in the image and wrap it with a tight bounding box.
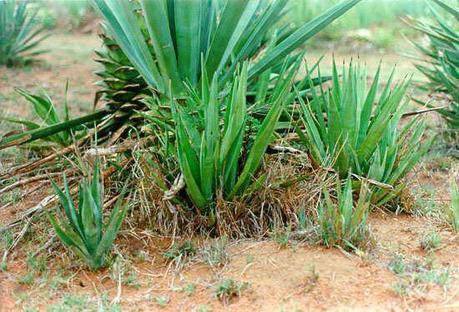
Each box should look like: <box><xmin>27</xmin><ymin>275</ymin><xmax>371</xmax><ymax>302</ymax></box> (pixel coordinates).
<box><xmin>392</xmin><ymin>282</ymin><xmax>409</xmax><ymax>297</ymax></box>
<box><xmin>124</xmin><ymin>271</ymin><xmax>141</xmax><ymax>289</ymax></box>
<box><xmin>181</xmin><ymin>283</ymin><xmax>197</xmax><ymax>296</ymax></box>
<box><xmin>301</xmin><ymin>265</ymin><xmax>319</xmax><ymax>293</ymax></box>
<box><xmin>0</xmin><ymin>261</ymin><xmax>6</xmax><ymax>272</ymax></box>
<box><xmin>12</xmin><ymin>291</ymin><xmax>28</xmax><ymax>304</ymax></box>
<box><xmin>1</xmin><ymin>229</ymin><xmax>14</xmax><ymax>250</ymax></box>
<box><xmin>420</xmin><ymin>230</ymin><xmax>442</xmax><ymax>252</ymax></box>
<box><xmin>412</xmin><ymin>187</ymin><xmax>443</xmax><ymax>219</ymax></box>
<box><xmin>408</xmin><ymin>0</ymin><xmax>459</xmax><ymax>133</ymax></box>
<box><xmin>193</xmin><ymin>305</ymin><xmax>210</xmax><ymax>312</ymax></box>
<box><xmin>47</xmin><ymin>294</ymin><xmax>89</xmax><ymax>312</ymax></box>
<box><xmin>200</xmin><ymin>238</ymin><xmax>230</xmax><ymax>267</ymax></box>
<box><xmin>272</xmin><ymin>227</ymin><xmax>291</xmax><ymax>248</ymax></box>
<box><xmin>26</xmin><ymin>253</ymin><xmax>48</xmax><ymax>274</ymax></box>
<box><xmin>154</xmin><ymin>295</ymin><xmax>170</xmax><ymax>308</ymax></box>
<box><xmin>134</xmin><ymin>250</ymin><xmax>149</xmax><ymax>262</ymax></box>
<box><xmin>110</xmin><ymin>257</ymin><xmax>141</xmax><ymax>289</ymax></box>
<box><xmin>163</xmin><ymin>241</ymin><xmax>195</xmax><ymax>260</ymax></box>
<box><xmin>16</xmin><ymin>253</ymin><xmax>49</xmax><ymax>286</ymax></box>
<box><xmin>98</xmin><ymin>293</ymin><xmax>122</xmax><ymax>312</ymax></box>
<box><xmin>373</xmin><ymin>28</ymin><xmax>396</xmax><ymax>49</ymax></box>
<box><xmin>298</xmin><ymin>60</ymin><xmax>431</xmax><ymax>204</ymax></box>
<box><xmin>388</xmin><ymin>253</ymin><xmax>452</xmax><ymax>297</ymax></box>
<box><xmin>4</xmin><ymin>87</ymin><xmax>80</xmax><ymax>148</ymax></box>
<box><xmin>46</xmin><ymin>294</ymin><xmax>121</xmax><ymax>312</ymax></box>
<box><xmin>304</xmin><ymin>266</ymin><xmax>319</xmax><ymax>293</ymax></box>
<box><xmin>18</xmin><ymin>272</ymin><xmax>35</xmax><ymax>286</ymax></box>
<box><xmin>0</xmin><ymin>189</ymin><xmax>21</xmax><ymax>206</ymax></box>
<box><xmin>288</xmin><ymin>0</ymin><xmax>428</xmax><ymax>42</ymax></box>
<box><xmin>0</xmin><ymin>0</ymin><xmax>48</xmax><ymax>66</ymax></box>
<box><xmin>0</xmin><ymin>229</ymin><xmax>13</xmax><ymax>271</ymax></box>
<box><xmin>450</xmin><ymin>179</ymin><xmax>459</xmax><ymax>231</ymax></box>
<box><xmin>214</xmin><ymin>279</ymin><xmax>249</xmax><ymax>304</ymax></box>
<box><xmin>388</xmin><ymin>253</ymin><xmax>406</xmax><ymax>275</ymax></box>
<box><xmin>49</xmin><ymin>270</ymin><xmax>71</xmax><ymax>291</ymax></box>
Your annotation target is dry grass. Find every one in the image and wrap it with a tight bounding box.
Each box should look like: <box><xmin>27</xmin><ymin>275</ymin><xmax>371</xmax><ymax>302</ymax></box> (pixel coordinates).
<box><xmin>126</xmin><ymin>151</ymin><xmax>332</xmax><ymax>238</ymax></box>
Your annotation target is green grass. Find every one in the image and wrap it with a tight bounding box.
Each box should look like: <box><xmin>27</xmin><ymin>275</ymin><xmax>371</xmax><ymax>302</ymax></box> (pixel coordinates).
<box><xmin>153</xmin><ymin>295</ymin><xmax>170</xmax><ymax>308</ymax></box>
<box><xmin>46</xmin><ymin>293</ymin><xmax>121</xmax><ymax>312</ymax></box>
<box><xmin>389</xmin><ymin>253</ymin><xmax>451</xmax><ymax>297</ymax></box>
<box><xmin>162</xmin><ymin>241</ymin><xmax>195</xmax><ymax>261</ymax></box>
<box><xmin>272</xmin><ymin>228</ymin><xmax>292</xmax><ymax>248</ymax></box>
<box><xmin>0</xmin><ymin>229</ymin><xmax>13</xmax><ymax>271</ymax></box>
<box><xmin>180</xmin><ymin>283</ymin><xmax>197</xmax><ymax>296</ymax></box>
<box><xmin>420</xmin><ymin>230</ymin><xmax>442</xmax><ymax>252</ymax></box>
<box><xmin>286</xmin><ymin>0</ymin><xmax>430</xmax><ymax>41</ymax></box>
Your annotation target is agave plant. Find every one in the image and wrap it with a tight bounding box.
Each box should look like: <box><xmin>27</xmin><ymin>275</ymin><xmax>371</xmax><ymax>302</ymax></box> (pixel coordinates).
<box><xmin>93</xmin><ymin>0</ymin><xmax>360</xmax><ymax>94</ymax></box>
<box><xmin>171</xmin><ymin>61</ymin><xmax>298</xmax><ymax>211</ymax></box>
<box><xmin>0</xmin><ymin>0</ymin><xmax>360</xmax><ymax>149</ymax></box>
<box><xmin>0</xmin><ymin>0</ymin><xmax>48</xmax><ymax>66</ymax></box>
<box><xmin>318</xmin><ymin>176</ymin><xmax>370</xmax><ymax>250</ymax></box>
<box><xmin>406</xmin><ymin>0</ymin><xmax>459</xmax><ymax>133</ymax></box>
<box><xmin>94</xmin><ymin>31</ymin><xmax>151</xmax><ymax>111</ymax></box>
<box><xmin>48</xmin><ymin>164</ymin><xmax>129</xmax><ymax>270</ymax></box>
<box><xmin>298</xmin><ymin>61</ymin><xmax>432</xmax><ymax>203</ymax></box>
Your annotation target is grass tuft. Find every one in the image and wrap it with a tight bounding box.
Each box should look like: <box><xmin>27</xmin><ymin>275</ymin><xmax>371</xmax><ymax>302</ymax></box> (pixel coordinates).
<box><xmin>215</xmin><ymin>279</ymin><xmax>249</xmax><ymax>304</ymax></box>
<box><xmin>420</xmin><ymin>230</ymin><xmax>442</xmax><ymax>252</ymax></box>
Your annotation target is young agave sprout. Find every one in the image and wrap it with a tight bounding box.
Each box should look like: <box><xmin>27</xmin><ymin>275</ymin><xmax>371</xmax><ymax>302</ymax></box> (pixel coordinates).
<box><xmin>48</xmin><ymin>164</ymin><xmax>129</xmax><ymax>270</ymax></box>
<box><xmin>171</xmin><ymin>62</ymin><xmax>297</xmax><ymax>211</ymax></box>
<box><xmin>318</xmin><ymin>176</ymin><xmax>370</xmax><ymax>250</ymax></box>
<box><xmin>298</xmin><ymin>61</ymin><xmax>432</xmax><ymax>204</ymax></box>
<box><xmin>1</xmin><ymin>87</ymin><xmax>77</xmax><ymax>149</ymax></box>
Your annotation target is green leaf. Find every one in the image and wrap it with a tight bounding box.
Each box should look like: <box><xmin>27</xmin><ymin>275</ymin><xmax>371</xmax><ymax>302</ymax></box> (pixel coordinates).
<box><xmin>205</xmin><ymin>0</ymin><xmax>259</xmax><ymax>76</ymax></box>
<box><xmin>230</xmin><ymin>62</ymin><xmax>295</xmax><ymax>198</ymax></box>
<box><xmin>93</xmin><ymin>0</ymin><xmax>164</xmax><ymax>91</ymax></box>
<box><xmin>249</xmin><ymin>0</ymin><xmax>361</xmax><ymax>79</ymax></box>
<box><xmin>141</xmin><ymin>0</ymin><xmax>181</xmax><ymax>91</ymax></box>
<box><xmin>15</xmin><ymin>88</ymin><xmax>60</xmax><ymax>126</ymax></box>
<box><xmin>95</xmin><ymin>188</ymin><xmax>129</xmax><ymax>262</ymax></box>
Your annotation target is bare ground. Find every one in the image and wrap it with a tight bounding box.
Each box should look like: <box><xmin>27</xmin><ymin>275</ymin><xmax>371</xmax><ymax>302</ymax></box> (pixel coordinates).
<box><xmin>1</xmin><ymin>212</ymin><xmax>459</xmax><ymax>311</ymax></box>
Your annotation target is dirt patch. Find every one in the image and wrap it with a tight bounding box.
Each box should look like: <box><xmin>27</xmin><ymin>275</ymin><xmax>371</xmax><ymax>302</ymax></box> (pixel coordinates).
<box><xmin>1</xmin><ymin>213</ymin><xmax>458</xmax><ymax>311</ymax></box>
<box><xmin>0</xmin><ymin>33</ymin><xmax>100</xmax><ymax>121</ymax></box>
